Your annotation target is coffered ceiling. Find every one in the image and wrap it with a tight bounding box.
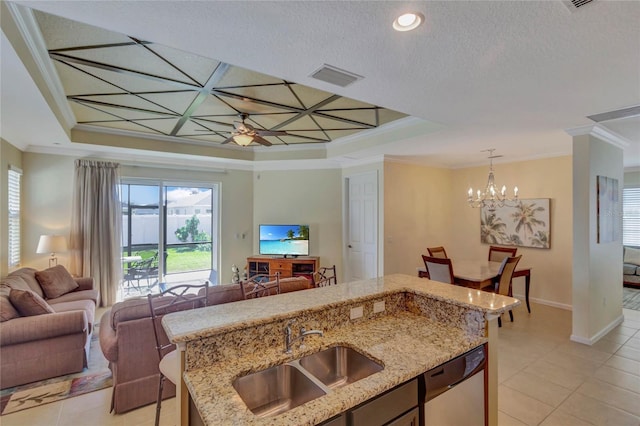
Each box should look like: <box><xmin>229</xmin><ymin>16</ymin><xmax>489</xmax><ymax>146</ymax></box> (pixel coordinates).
<box><xmin>2</xmin><ymin>1</ymin><xmax>639</xmax><ymax>168</ymax></box>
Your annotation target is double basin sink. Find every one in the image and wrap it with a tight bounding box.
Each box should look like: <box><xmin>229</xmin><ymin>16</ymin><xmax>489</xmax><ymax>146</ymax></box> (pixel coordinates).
<box><xmin>232</xmin><ymin>345</ymin><xmax>384</xmax><ymax>417</ymax></box>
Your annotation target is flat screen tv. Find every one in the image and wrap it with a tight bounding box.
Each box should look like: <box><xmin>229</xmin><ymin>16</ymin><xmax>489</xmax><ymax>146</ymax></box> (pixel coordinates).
<box><xmin>259</xmin><ymin>224</ymin><xmax>309</xmax><ymax>256</ymax></box>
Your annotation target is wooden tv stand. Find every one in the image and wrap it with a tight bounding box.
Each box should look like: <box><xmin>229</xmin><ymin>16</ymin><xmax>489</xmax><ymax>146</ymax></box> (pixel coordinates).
<box><xmin>246</xmin><ymin>256</ymin><xmax>319</xmax><ymax>281</ymax></box>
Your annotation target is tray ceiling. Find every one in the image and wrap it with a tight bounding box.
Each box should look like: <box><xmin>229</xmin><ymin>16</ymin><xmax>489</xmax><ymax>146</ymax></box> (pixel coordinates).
<box><xmin>33</xmin><ymin>9</ymin><xmax>406</xmax><ymax>148</ymax></box>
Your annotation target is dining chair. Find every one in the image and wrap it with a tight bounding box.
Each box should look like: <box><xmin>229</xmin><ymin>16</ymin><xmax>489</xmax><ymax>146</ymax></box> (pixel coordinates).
<box><xmin>313</xmin><ymin>265</ymin><xmax>337</xmax><ymax>287</ymax></box>
<box><xmin>147</xmin><ymin>282</ymin><xmax>209</xmax><ymax>426</ymax></box>
<box><xmin>493</xmin><ymin>255</ymin><xmax>522</xmax><ymax>327</ymax></box>
<box><xmin>427</xmin><ymin>246</ymin><xmax>448</xmax><ymax>259</ymax></box>
<box><xmin>488</xmin><ymin>245</ymin><xmax>517</xmax><ymax>262</ymax></box>
<box><xmin>421</xmin><ymin>255</ymin><xmax>455</xmax><ymax>284</ymax></box>
<box><xmin>240</xmin><ymin>273</ymin><xmax>281</xmax><ymax>299</ymax></box>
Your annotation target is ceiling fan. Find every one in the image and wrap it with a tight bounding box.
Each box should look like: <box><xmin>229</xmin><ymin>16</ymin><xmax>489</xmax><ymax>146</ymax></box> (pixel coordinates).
<box><xmin>221</xmin><ymin>113</ymin><xmax>289</xmax><ymax>146</ymax></box>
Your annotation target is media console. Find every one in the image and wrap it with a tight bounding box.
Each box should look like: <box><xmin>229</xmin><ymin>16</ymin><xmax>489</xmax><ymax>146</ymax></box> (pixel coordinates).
<box><xmin>246</xmin><ymin>256</ymin><xmax>319</xmax><ymax>281</ymax></box>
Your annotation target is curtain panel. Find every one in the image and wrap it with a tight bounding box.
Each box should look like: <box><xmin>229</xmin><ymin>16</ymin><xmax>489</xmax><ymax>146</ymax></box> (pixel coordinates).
<box><xmin>70</xmin><ymin>160</ymin><xmax>122</xmax><ymax>307</ymax></box>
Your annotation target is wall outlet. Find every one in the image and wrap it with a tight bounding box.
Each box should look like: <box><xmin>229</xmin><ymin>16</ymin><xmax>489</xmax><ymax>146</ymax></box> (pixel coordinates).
<box><xmin>350</xmin><ymin>306</ymin><xmax>363</xmax><ymax>320</ymax></box>
<box><xmin>373</xmin><ymin>300</ymin><xmax>385</xmax><ymax>313</ymax></box>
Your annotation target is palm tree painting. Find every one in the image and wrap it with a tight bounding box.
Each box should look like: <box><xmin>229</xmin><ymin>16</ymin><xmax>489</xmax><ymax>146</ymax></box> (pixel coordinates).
<box><xmin>481</xmin><ymin>199</ymin><xmax>550</xmax><ymax>248</ymax></box>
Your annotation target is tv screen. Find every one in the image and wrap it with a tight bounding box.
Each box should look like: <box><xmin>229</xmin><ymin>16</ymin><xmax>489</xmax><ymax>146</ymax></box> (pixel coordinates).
<box><xmin>259</xmin><ymin>224</ymin><xmax>309</xmax><ymax>256</ymax></box>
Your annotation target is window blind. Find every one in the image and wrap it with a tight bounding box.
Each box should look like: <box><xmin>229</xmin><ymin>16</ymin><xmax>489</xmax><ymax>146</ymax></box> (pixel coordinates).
<box><xmin>8</xmin><ymin>167</ymin><xmax>21</xmax><ymax>267</ymax></box>
<box><xmin>623</xmin><ymin>187</ymin><xmax>640</xmax><ymax>246</ymax></box>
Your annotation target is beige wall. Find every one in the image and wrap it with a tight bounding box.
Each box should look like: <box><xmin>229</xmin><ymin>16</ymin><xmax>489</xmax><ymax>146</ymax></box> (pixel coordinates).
<box><xmin>624</xmin><ymin>170</ymin><xmax>640</xmax><ymax>187</ymax></box>
<box><xmin>21</xmin><ymin>153</ymin><xmax>75</xmax><ymax>270</ymax></box>
<box><xmin>1</xmin><ymin>139</ymin><xmax>23</xmax><ymax>276</ymax></box>
<box><xmin>450</xmin><ymin>156</ymin><xmax>574</xmax><ymax>308</ymax></box>
<box><xmin>383</xmin><ymin>161</ymin><xmax>452</xmax><ymax>275</ymax></box>
<box><xmin>253</xmin><ymin>168</ymin><xmax>343</xmax><ymax>279</ymax></box>
<box><xmin>572</xmin><ymin>134</ymin><xmax>624</xmax><ymax>343</ymax></box>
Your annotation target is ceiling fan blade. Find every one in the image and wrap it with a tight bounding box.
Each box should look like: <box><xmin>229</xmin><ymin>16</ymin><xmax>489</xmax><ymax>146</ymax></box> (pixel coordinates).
<box><xmin>257</xmin><ymin>130</ymin><xmax>288</xmax><ymax>136</ymax></box>
<box><xmin>221</xmin><ymin>136</ymin><xmax>235</xmax><ymax>144</ymax></box>
<box><xmin>253</xmin><ymin>135</ymin><xmax>272</xmax><ymax>146</ymax></box>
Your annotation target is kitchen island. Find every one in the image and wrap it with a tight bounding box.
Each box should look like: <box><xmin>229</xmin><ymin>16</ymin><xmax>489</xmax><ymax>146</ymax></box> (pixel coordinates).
<box><xmin>162</xmin><ymin>273</ymin><xmax>520</xmax><ymax>426</ymax></box>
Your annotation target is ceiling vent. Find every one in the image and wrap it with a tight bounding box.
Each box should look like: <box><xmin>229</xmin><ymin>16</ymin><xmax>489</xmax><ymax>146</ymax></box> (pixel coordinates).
<box><xmin>587</xmin><ymin>105</ymin><xmax>640</xmax><ymax>123</ymax></box>
<box><xmin>562</xmin><ymin>0</ymin><xmax>596</xmax><ymax>12</ymax></box>
<box><xmin>310</xmin><ymin>64</ymin><xmax>363</xmax><ymax>87</ymax></box>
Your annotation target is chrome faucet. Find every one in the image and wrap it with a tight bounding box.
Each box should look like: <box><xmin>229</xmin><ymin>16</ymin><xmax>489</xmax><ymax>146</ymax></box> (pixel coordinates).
<box><xmin>284</xmin><ymin>322</ymin><xmax>323</xmax><ymax>354</ymax></box>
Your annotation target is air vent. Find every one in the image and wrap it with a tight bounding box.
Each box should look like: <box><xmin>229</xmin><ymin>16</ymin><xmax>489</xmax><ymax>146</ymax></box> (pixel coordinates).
<box><xmin>587</xmin><ymin>105</ymin><xmax>640</xmax><ymax>123</ymax></box>
<box><xmin>310</xmin><ymin>64</ymin><xmax>363</xmax><ymax>87</ymax></box>
<box><xmin>562</xmin><ymin>0</ymin><xmax>596</xmax><ymax>12</ymax></box>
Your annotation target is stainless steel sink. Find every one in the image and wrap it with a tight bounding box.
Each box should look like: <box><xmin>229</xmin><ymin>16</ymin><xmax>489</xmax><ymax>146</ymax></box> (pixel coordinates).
<box><xmin>232</xmin><ymin>364</ymin><xmax>326</xmax><ymax>417</ymax></box>
<box><xmin>299</xmin><ymin>346</ymin><xmax>384</xmax><ymax>389</ymax></box>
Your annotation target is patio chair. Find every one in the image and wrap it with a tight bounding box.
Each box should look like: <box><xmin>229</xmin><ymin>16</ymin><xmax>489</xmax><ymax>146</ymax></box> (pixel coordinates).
<box><xmin>147</xmin><ymin>282</ymin><xmax>209</xmax><ymax>426</ymax></box>
<box><xmin>240</xmin><ymin>273</ymin><xmax>281</xmax><ymax>299</ymax></box>
<box><xmin>313</xmin><ymin>265</ymin><xmax>337</xmax><ymax>287</ymax></box>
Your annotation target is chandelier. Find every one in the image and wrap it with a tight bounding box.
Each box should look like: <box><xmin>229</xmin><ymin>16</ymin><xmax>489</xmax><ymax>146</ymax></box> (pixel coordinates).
<box><xmin>468</xmin><ymin>149</ymin><xmax>518</xmax><ymax>211</ymax></box>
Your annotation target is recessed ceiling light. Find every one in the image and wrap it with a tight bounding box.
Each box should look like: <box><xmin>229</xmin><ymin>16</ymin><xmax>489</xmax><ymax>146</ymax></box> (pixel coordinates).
<box><xmin>393</xmin><ymin>12</ymin><xmax>424</xmax><ymax>32</ymax></box>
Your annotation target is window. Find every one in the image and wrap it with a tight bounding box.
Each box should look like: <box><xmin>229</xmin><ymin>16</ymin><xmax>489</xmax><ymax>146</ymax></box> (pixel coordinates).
<box><xmin>8</xmin><ymin>166</ymin><xmax>22</xmax><ymax>268</ymax></box>
<box><xmin>623</xmin><ymin>187</ymin><xmax>640</xmax><ymax>246</ymax></box>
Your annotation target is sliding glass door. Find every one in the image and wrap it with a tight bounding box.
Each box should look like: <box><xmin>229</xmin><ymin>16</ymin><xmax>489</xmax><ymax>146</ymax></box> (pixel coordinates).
<box><xmin>120</xmin><ymin>180</ymin><xmax>219</xmax><ymax>298</ymax></box>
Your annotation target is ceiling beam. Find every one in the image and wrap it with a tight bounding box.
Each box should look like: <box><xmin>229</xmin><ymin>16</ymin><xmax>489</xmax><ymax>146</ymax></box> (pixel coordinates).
<box><xmin>169</xmin><ymin>62</ymin><xmax>230</xmax><ymax>136</ymax></box>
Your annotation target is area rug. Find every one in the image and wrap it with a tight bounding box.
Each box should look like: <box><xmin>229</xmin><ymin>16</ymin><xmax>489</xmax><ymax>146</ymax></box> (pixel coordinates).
<box><xmin>623</xmin><ymin>286</ymin><xmax>640</xmax><ymax>311</ymax></box>
<box><xmin>0</xmin><ymin>324</ymin><xmax>112</xmax><ymax>415</ymax></box>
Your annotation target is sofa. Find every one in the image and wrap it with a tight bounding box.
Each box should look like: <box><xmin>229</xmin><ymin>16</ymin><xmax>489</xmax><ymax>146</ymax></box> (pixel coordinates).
<box><xmin>0</xmin><ymin>266</ymin><xmax>98</xmax><ymax>389</ymax></box>
<box><xmin>623</xmin><ymin>246</ymin><xmax>640</xmax><ymax>288</ymax></box>
<box><xmin>99</xmin><ymin>276</ymin><xmax>313</xmax><ymax>413</ymax></box>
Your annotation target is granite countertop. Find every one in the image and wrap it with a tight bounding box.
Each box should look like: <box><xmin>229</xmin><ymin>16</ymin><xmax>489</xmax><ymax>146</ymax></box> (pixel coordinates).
<box><xmin>163</xmin><ymin>273</ymin><xmax>520</xmax><ymax>344</ymax></box>
<box><xmin>168</xmin><ymin>274</ymin><xmax>520</xmax><ymax>426</ymax></box>
<box><xmin>183</xmin><ymin>310</ymin><xmax>487</xmax><ymax>426</ymax></box>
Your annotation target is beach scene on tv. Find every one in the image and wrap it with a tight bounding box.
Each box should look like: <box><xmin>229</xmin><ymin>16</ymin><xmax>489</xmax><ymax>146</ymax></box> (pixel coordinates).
<box><xmin>260</xmin><ymin>225</ymin><xmax>309</xmax><ymax>256</ymax></box>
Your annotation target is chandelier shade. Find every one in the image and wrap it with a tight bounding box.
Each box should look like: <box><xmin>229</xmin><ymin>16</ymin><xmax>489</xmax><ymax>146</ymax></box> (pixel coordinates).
<box><xmin>468</xmin><ymin>149</ymin><xmax>519</xmax><ymax>211</ymax></box>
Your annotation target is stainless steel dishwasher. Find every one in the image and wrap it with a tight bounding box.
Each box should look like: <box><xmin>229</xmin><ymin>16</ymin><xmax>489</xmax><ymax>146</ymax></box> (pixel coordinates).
<box><xmin>423</xmin><ymin>345</ymin><xmax>486</xmax><ymax>426</ymax></box>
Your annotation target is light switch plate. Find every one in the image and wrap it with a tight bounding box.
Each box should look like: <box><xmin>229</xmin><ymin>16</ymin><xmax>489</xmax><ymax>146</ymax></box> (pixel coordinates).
<box><xmin>350</xmin><ymin>306</ymin><xmax>363</xmax><ymax>320</ymax></box>
<box><xmin>373</xmin><ymin>301</ymin><xmax>385</xmax><ymax>313</ymax></box>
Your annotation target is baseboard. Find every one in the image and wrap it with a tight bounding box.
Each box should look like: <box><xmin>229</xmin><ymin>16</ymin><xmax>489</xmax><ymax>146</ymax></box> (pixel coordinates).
<box><xmin>512</xmin><ymin>293</ymin><xmax>572</xmax><ymax>311</ymax></box>
<box><xmin>570</xmin><ymin>314</ymin><xmax>625</xmax><ymax>345</ymax></box>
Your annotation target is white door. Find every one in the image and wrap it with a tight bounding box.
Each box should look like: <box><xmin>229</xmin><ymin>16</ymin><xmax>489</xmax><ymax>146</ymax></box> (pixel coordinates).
<box><xmin>346</xmin><ymin>171</ymin><xmax>378</xmax><ymax>281</ymax></box>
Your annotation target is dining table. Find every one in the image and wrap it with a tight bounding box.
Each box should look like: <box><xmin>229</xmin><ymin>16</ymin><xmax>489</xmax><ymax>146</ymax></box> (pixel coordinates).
<box><xmin>418</xmin><ymin>259</ymin><xmax>532</xmax><ymax>313</ymax></box>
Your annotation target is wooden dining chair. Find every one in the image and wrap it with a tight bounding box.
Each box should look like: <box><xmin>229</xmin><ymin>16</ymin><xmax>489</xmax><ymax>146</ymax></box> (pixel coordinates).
<box><xmin>421</xmin><ymin>255</ymin><xmax>455</xmax><ymax>284</ymax></box>
<box><xmin>493</xmin><ymin>255</ymin><xmax>522</xmax><ymax>327</ymax></box>
<box><xmin>313</xmin><ymin>265</ymin><xmax>337</xmax><ymax>287</ymax></box>
<box><xmin>147</xmin><ymin>282</ymin><xmax>209</xmax><ymax>426</ymax></box>
<box><xmin>240</xmin><ymin>273</ymin><xmax>281</xmax><ymax>299</ymax></box>
<box><xmin>427</xmin><ymin>246</ymin><xmax>448</xmax><ymax>259</ymax></box>
<box><xmin>488</xmin><ymin>245</ymin><xmax>517</xmax><ymax>262</ymax></box>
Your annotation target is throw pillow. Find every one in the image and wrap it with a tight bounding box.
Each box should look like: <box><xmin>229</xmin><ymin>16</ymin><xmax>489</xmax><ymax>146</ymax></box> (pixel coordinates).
<box><xmin>624</xmin><ymin>247</ymin><xmax>640</xmax><ymax>266</ymax></box>
<box><xmin>9</xmin><ymin>288</ymin><xmax>55</xmax><ymax>316</ymax></box>
<box><xmin>35</xmin><ymin>265</ymin><xmax>79</xmax><ymax>299</ymax></box>
<box><xmin>0</xmin><ymin>296</ymin><xmax>20</xmax><ymax>322</ymax></box>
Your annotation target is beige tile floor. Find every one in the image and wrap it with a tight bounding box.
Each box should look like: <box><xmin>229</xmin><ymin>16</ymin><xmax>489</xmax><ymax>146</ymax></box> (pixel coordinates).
<box><xmin>2</xmin><ymin>303</ymin><xmax>639</xmax><ymax>426</ymax></box>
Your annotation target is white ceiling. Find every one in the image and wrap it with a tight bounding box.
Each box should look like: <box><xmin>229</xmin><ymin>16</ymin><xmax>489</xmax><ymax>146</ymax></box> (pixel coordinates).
<box><xmin>1</xmin><ymin>0</ymin><xmax>639</xmax><ymax>169</ymax></box>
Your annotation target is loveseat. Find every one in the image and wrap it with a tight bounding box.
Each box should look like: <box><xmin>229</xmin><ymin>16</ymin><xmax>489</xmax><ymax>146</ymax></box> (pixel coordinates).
<box><xmin>623</xmin><ymin>246</ymin><xmax>640</xmax><ymax>288</ymax></box>
<box><xmin>99</xmin><ymin>276</ymin><xmax>313</xmax><ymax>413</ymax></box>
<box><xmin>0</xmin><ymin>266</ymin><xmax>98</xmax><ymax>389</ymax></box>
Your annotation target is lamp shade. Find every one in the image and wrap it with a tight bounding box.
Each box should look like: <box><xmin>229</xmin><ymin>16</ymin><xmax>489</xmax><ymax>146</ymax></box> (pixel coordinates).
<box><xmin>36</xmin><ymin>235</ymin><xmax>68</xmax><ymax>254</ymax></box>
<box><xmin>233</xmin><ymin>134</ymin><xmax>254</xmax><ymax>146</ymax></box>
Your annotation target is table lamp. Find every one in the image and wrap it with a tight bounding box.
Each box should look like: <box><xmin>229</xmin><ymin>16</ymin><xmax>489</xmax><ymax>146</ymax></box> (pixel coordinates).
<box><xmin>36</xmin><ymin>235</ymin><xmax>68</xmax><ymax>267</ymax></box>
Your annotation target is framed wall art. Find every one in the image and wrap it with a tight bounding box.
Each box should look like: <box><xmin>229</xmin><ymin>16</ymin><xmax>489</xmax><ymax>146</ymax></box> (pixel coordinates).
<box><xmin>481</xmin><ymin>198</ymin><xmax>551</xmax><ymax>249</ymax></box>
<box><xmin>597</xmin><ymin>175</ymin><xmax>620</xmax><ymax>243</ymax></box>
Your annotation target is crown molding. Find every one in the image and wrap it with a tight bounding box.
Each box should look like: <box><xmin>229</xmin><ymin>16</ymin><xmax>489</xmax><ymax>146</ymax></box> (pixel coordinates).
<box><xmin>565</xmin><ymin>124</ymin><xmax>630</xmax><ymax>149</ymax></box>
<box><xmin>6</xmin><ymin>3</ymin><xmax>76</xmax><ymax>128</ymax></box>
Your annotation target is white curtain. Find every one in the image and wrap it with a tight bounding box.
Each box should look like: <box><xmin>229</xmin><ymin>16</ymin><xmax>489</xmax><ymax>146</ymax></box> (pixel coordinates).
<box><xmin>70</xmin><ymin>160</ymin><xmax>122</xmax><ymax>307</ymax></box>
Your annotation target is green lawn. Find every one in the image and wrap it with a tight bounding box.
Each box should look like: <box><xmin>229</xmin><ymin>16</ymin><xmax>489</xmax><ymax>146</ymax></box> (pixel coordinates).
<box><xmin>125</xmin><ymin>248</ymin><xmax>211</xmax><ymax>273</ymax></box>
